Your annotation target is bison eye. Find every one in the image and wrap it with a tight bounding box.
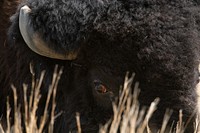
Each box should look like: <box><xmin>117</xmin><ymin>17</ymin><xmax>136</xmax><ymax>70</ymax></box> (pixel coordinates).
<box><xmin>93</xmin><ymin>80</ymin><xmax>108</xmax><ymax>94</ymax></box>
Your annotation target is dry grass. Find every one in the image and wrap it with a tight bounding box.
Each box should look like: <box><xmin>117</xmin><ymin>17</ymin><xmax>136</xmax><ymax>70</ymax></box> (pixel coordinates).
<box><xmin>0</xmin><ymin>67</ymin><xmax>199</xmax><ymax>133</ymax></box>
<box><xmin>99</xmin><ymin>73</ymin><xmax>199</xmax><ymax>133</ymax></box>
<box><xmin>0</xmin><ymin>65</ymin><xmax>63</xmax><ymax>133</ymax></box>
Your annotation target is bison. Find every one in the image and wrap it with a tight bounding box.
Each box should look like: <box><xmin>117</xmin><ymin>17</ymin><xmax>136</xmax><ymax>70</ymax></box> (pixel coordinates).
<box><xmin>1</xmin><ymin>0</ymin><xmax>200</xmax><ymax>132</ymax></box>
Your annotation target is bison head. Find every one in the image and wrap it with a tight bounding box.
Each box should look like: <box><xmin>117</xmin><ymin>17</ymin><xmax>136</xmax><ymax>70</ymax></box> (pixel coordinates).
<box><xmin>6</xmin><ymin>0</ymin><xmax>135</xmax><ymax>132</ymax></box>
<box><xmin>2</xmin><ymin>0</ymin><xmax>199</xmax><ymax>132</ymax></box>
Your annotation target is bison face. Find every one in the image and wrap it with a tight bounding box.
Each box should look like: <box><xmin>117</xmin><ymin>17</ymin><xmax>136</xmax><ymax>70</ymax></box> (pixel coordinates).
<box><xmin>57</xmin><ymin>51</ymin><xmax>127</xmax><ymax>131</ymax></box>
<box><xmin>52</xmin><ymin>65</ymin><xmax>125</xmax><ymax>132</ymax></box>
<box><xmin>63</xmin><ymin>45</ymin><xmax>132</xmax><ymax>132</ymax></box>
<box><xmin>9</xmin><ymin>3</ymin><xmax>130</xmax><ymax>132</ymax></box>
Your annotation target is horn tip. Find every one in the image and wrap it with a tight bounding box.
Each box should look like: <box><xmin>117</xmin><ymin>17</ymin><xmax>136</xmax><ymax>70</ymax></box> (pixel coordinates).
<box><xmin>20</xmin><ymin>5</ymin><xmax>31</xmax><ymax>14</ymax></box>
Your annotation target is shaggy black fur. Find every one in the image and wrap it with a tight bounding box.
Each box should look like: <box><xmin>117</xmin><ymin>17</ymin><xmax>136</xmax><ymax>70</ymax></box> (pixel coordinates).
<box><xmin>1</xmin><ymin>0</ymin><xmax>200</xmax><ymax>132</ymax></box>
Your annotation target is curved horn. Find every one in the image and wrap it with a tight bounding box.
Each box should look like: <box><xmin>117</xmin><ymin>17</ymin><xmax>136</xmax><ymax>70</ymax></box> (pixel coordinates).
<box><xmin>19</xmin><ymin>5</ymin><xmax>78</xmax><ymax>60</ymax></box>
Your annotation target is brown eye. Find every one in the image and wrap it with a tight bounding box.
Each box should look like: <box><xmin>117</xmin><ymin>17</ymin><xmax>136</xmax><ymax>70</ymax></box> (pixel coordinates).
<box><xmin>93</xmin><ymin>80</ymin><xmax>108</xmax><ymax>94</ymax></box>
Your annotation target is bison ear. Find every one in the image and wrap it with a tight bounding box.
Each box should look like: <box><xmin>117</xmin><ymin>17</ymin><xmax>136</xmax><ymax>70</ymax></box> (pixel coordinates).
<box><xmin>19</xmin><ymin>5</ymin><xmax>79</xmax><ymax>60</ymax></box>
